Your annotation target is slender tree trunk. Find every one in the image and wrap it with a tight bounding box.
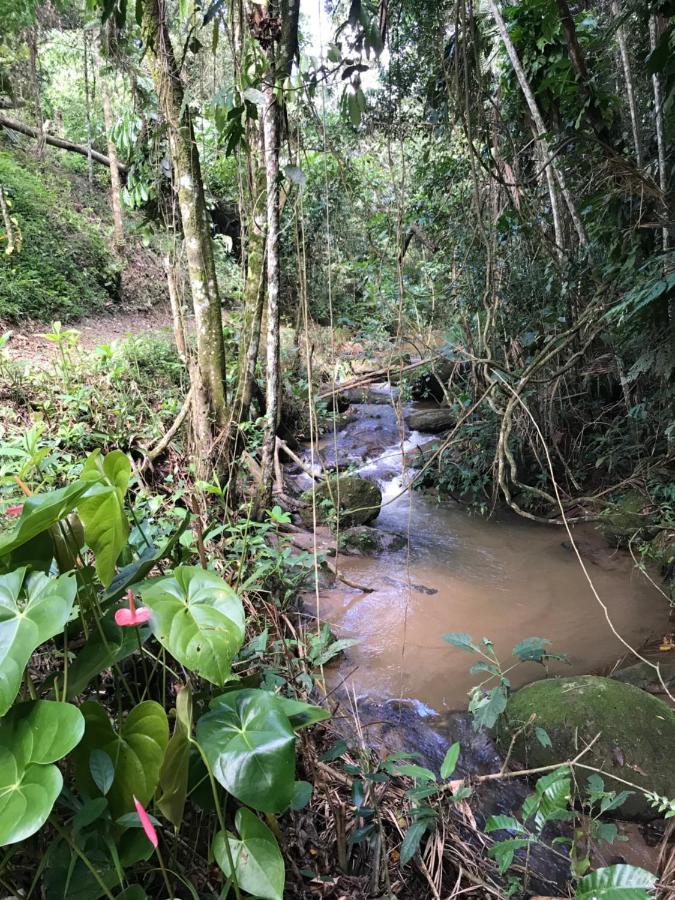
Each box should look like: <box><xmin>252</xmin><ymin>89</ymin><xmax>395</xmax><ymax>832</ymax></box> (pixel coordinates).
<box><xmin>83</xmin><ymin>29</ymin><xmax>94</xmax><ymax>188</ymax></box>
<box><xmin>98</xmin><ymin>69</ymin><xmax>124</xmax><ymax>248</ymax></box>
<box><xmin>536</xmin><ymin>134</ymin><xmax>564</xmax><ymax>257</ymax></box>
<box><xmin>612</xmin><ymin>0</ymin><xmax>642</xmax><ymax>168</ymax></box>
<box><xmin>257</xmin><ymin>77</ymin><xmax>281</xmax><ymax>512</ymax></box>
<box><xmin>26</xmin><ymin>26</ymin><xmax>44</xmax><ymax>159</ymax></box>
<box><xmin>485</xmin><ymin>0</ymin><xmax>588</xmax><ymax>248</ymax></box>
<box><xmin>0</xmin><ymin>185</ymin><xmax>16</xmax><ymax>254</ymax></box>
<box><xmin>649</xmin><ymin>15</ymin><xmax>669</xmax><ymax>251</ymax></box>
<box><xmin>164</xmin><ymin>252</ymin><xmax>187</xmax><ymax>362</ymax></box>
<box><xmin>142</xmin><ymin>0</ymin><xmax>228</xmax><ymax>471</ymax></box>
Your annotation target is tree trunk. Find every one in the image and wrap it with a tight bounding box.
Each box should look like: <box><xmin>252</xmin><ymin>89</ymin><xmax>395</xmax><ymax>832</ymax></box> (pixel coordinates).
<box><xmin>142</xmin><ymin>0</ymin><xmax>229</xmax><ymax>471</ymax></box>
<box><xmin>98</xmin><ymin>67</ymin><xmax>124</xmax><ymax>248</ymax></box>
<box><xmin>26</xmin><ymin>27</ymin><xmax>44</xmax><ymax>159</ymax></box>
<box><xmin>164</xmin><ymin>252</ymin><xmax>187</xmax><ymax>363</ymax></box>
<box><xmin>485</xmin><ymin>0</ymin><xmax>588</xmax><ymax>248</ymax></box>
<box><xmin>0</xmin><ymin>113</ymin><xmax>126</xmax><ymax>170</ymax></box>
<box><xmin>649</xmin><ymin>15</ymin><xmax>669</xmax><ymax>251</ymax></box>
<box><xmin>0</xmin><ymin>185</ymin><xmax>16</xmax><ymax>254</ymax></box>
<box><xmin>83</xmin><ymin>29</ymin><xmax>94</xmax><ymax>188</ymax></box>
<box><xmin>257</xmin><ymin>78</ymin><xmax>281</xmax><ymax>513</ymax></box>
<box><xmin>612</xmin><ymin>0</ymin><xmax>642</xmax><ymax>168</ymax></box>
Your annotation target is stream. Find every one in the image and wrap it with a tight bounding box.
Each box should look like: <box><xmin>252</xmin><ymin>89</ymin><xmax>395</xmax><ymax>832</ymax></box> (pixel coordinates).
<box><xmin>300</xmin><ymin>385</ymin><xmax>669</xmax><ymax>715</ymax></box>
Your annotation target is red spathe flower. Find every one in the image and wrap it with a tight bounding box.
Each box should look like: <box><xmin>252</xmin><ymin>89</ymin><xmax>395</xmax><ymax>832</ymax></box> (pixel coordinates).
<box><xmin>133</xmin><ymin>796</ymin><xmax>158</xmax><ymax>848</ymax></box>
<box><xmin>5</xmin><ymin>504</ymin><xmax>23</xmax><ymax>517</ymax></box>
<box><xmin>115</xmin><ymin>589</ymin><xmax>151</xmax><ymax>627</ymax></box>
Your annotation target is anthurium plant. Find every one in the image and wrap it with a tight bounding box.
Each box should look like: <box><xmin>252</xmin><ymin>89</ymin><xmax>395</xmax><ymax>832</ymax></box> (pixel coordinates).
<box><xmin>0</xmin><ymin>449</ymin><xmax>329</xmax><ymax>899</ymax></box>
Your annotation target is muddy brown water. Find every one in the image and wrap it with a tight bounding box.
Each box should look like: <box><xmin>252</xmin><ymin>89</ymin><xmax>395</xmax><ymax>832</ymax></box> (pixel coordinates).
<box><xmin>302</xmin><ymin>387</ymin><xmax>669</xmax><ymax>715</ymax></box>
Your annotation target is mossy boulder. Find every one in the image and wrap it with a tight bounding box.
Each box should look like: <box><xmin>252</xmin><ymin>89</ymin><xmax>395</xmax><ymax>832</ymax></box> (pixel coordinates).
<box><xmin>340</xmin><ymin>525</ymin><xmax>406</xmax><ymax>555</ymax></box>
<box><xmin>498</xmin><ymin>676</ymin><xmax>675</xmax><ymax>820</ymax></box>
<box><xmin>405</xmin><ymin>408</ymin><xmax>455</xmax><ymax>433</ymax></box>
<box><xmin>300</xmin><ymin>475</ymin><xmax>382</xmax><ymax>529</ymax></box>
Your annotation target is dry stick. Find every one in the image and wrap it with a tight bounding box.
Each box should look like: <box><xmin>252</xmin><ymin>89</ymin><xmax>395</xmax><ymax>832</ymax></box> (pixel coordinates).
<box><xmin>495</xmin><ymin>372</ymin><xmax>674</xmax><ymax>705</ymax></box>
<box><xmin>142</xmin><ymin>386</ymin><xmax>193</xmax><ymax>466</ymax></box>
<box><xmin>276</xmin><ymin>436</ymin><xmax>322</xmax><ymax>480</ymax></box>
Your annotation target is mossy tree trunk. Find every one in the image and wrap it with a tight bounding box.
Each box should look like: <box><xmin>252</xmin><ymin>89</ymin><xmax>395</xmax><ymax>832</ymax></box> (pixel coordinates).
<box><xmin>98</xmin><ymin>61</ymin><xmax>125</xmax><ymax>249</ymax></box>
<box><xmin>142</xmin><ymin>0</ymin><xmax>229</xmax><ymax>470</ymax></box>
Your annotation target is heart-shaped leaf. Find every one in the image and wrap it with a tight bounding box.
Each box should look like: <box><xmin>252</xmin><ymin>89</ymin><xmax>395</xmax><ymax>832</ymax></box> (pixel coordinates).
<box><xmin>212</xmin><ymin>808</ymin><xmax>285</xmax><ymax>900</ymax></box>
<box><xmin>0</xmin><ymin>700</ymin><xmax>85</xmax><ymax>845</ymax></box>
<box><xmin>142</xmin><ymin>567</ymin><xmax>245</xmax><ymax>686</ymax></box>
<box><xmin>78</xmin><ymin>450</ymin><xmax>131</xmax><ymax>587</ymax></box>
<box><xmin>196</xmin><ymin>689</ymin><xmax>296</xmax><ymax>812</ymax></box>
<box><xmin>156</xmin><ymin>685</ymin><xmax>192</xmax><ymax>829</ymax></box>
<box><xmin>0</xmin><ymin>568</ymin><xmax>77</xmax><ymax>715</ymax></box>
<box><xmin>72</xmin><ymin>701</ymin><xmax>169</xmax><ymax>817</ymax></box>
<box><xmin>0</xmin><ymin>482</ymin><xmax>89</xmax><ymax>562</ymax></box>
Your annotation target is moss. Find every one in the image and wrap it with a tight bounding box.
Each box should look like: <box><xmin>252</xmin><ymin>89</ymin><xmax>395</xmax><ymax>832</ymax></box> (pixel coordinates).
<box><xmin>300</xmin><ymin>475</ymin><xmax>382</xmax><ymax>529</ymax></box>
<box><xmin>498</xmin><ymin>675</ymin><xmax>675</xmax><ymax>819</ymax></box>
<box><xmin>0</xmin><ymin>150</ymin><xmax>118</xmax><ymax>321</ymax></box>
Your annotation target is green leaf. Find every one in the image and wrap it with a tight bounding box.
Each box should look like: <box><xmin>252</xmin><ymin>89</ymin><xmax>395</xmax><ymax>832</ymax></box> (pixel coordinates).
<box><xmin>440</xmin><ymin>742</ymin><xmax>460</xmax><ymax>779</ymax></box>
<box><xmin>488</xmin><ymin>837</ymin><xmax>531</xmax><ymax>874</ymax></box>
<box><xmin>72</xmin><ymin>701</ymin><xmax>169</xmax><ymax>817</ymax></box>
<box><xmin>0</xmin><ymin>700</ymin><xmax>85</xmax><ymax>846</ymax></box>
<box><xmin>90</xmin><ymin>749</ymin><xmax>114</xmax><ymax>796</ymax></box>
<box><xmin>78</xmin><ymin>450</ymin><xmax>132</xmax><ymax>587</ymax></box>
<box><xmin>66</xmin><ymin>609</ymin><xmax>151</xmax><ymax>699</ymax></box>
<box><xmin>0</xmin><ymin>482</ymin><xmax>89</xmax><ymax>562</ymax></box>
<box><xmin>575</xmin><ymin>864</ymin><xmax>657</xmax><ymax>899</ymax></box>
<box><xmin>535</xmin><ymin>726</ymin><xmax>552</xmax><ymax>748</ymax></box>
<box><xmin>156</xmin><ymin>685</ymin><xmax>192</xmax><ymax>829</ymax></box>
<box><xmin>212</xmin><ymin>808</ymin><xmax>285</xmax><ymax>900</ymax></box>
<box><xmin>290</xmin><ymin>780</ymin><xmax>313</xmax><ymax>811</ymax></box>
<box><xmin>469</xmin><ymin>686</ymin><xmax>507</xmax><ymax>730</ymax></box>
<box><xmin>485</xmin><ymin>815</ymin><xmax>525</xmax><ymax>834</ymax></box>
<box><xmin>442</xmin><ymin>632</ymin><xmax>479</xmax><ymax>653</ymax></box>
<box><xmin>73</xmin><ymin>797</ymin><xmax>108</xmax><ymax>831</ymax></box>
<box><xmin>196</xmin><ymin>689</ymin><xmax>296</xmax><ymax>813</ymax></box>
<box><xmin>399</xmin><ymin>820</ymin><xmax>428</xmax><ymax>865</ymax></box>
<box><xmin>387</xmin><ymin>763</ymin><xmax>436</xmax><ymax>782</ymax></box>
<box><xmin>142</xmin><ymin>566</ymin><xmax>245</xmax><ymax>686</ymax></box>
<box><xmin>275</xmin><ymin>696</ymin><xmax>330</xmax><ymax>730</ymax></box>
<box><xmin>101</xmin><ymin>510</ymin><xmax>190</xmax><ymax>608</ymax></box>
<box><xmin>512</xmin><ymin>637</ymin><xmax>551</xmax><ymax>662</ymax></box>
<box><xmin>0</xmin><ymin>568</ymin><xmax>76</xmax><ymax>715</ymax></box>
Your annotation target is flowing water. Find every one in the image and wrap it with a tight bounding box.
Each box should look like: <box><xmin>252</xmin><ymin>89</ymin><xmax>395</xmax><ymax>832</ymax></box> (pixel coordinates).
<box><xmin>302</xmin><ymin>387</ymin><xmax>669</xmax><ymax>714</ymax></box>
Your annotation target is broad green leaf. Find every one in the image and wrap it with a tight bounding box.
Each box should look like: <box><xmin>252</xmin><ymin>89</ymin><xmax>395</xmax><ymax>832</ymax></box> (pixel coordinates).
<box><xmin>101</xmin><ymin>510</ymin><xmax>190</xmax><ymax>608</ymax></box>
<box><xmin>66</xmin><ymin>609</ymin><xmax>151</xmax><ymax>699</ymax></box>
<box><xmin>212</xmin><ymin>808</ymin><xmax>285</xmax><ymax>900</ymax></box>
<box><xmin>535</xmin><ymin>726</ymin><xmax>552</xmax><ymax>748</ymax></box>
<box><xmin>575</xmin><ymin>864</ymin><xmax>657</xmax><ymax>899</ymax></box>
<box><xmin>469</xmin><ymin>686</ymin><xmax>507</xmax><ymax>730</ymax></box>
<box><xmin>73</xmin><ymin>701</ymin><xmax>169</xmax><ymax>817</ymax></box>
<box><xmin>78</xmin><ymin>450</ymin><xmax>132</xmax><ymax>587</ymax></box>
<box><xmin>399</xmin><ymin>820</ymin><xmax>428</xmax><ymax>865</ymax></box>
<box><xmin>442</xmin><ymin>632</ymin><xmax>479</xmax><ymax>653</ymax></box>
<box><xmin>90</xmin><ymin>749</ymin><xmax>114</xmax><ymax>796</ymax></box>
<box><xmin>485</xmin><ymin>815</ymin><xmax>525</xmax><ymax>834</ymax></box>
<box><xmin>440</xmin><ymin>742</ymin><xmax>460</xmax><ymax>779</ymax></box>
<box><xmin>0</xmin><ymin>482</ymin><xmax>89</xmax><ymax>561</ymax></box>
<box><xmin>488</xmin><ymin>837</ymin><xmax>531</xmax><ymax>873</ymax></box>
<box><xmin>197</xmin><ymin>689</ymin><xmax>296</xmax><ymax>812</ymax></box>
<box><xmin>512</xmin><ymin>637</ymin><xmax>551</xmax><ymax>662</ymax></box>
<box><xmin>156</xmin><ymin>685</ymin><xmax>192</xmax><ymax>829</ymax></box>
<box><xmin>0</xmin><ymin>701</ymin><xmax>85</xmax><ymax>846</ymax></box>
<box><xmin>142</xmin><ymin>567</ymin><xmax>245</xmax><ymax>686</ymax></box>
<box><xmin>0</xmin><ymin>568</ymin><xmax>76</xmax><ymax>715</ymax></box>
<box><xmin>290</xmin><ymin>780</ymin><xmax>313</xmax><ymax>811</ymax></box>
<box><xmin>275</xmin><ymin>696</ymin><xmax>330</xmax><ymax>730</ymax></box>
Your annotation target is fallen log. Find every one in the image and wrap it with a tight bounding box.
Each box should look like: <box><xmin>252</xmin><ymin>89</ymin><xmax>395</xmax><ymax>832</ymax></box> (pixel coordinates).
<box><xmin>0</xmin><ymin>113</ymin><xmax>128</xmax><ymax>174</ymax></box>
<box><xmin>316</xmin><ymin>353</ymin><xmax>442</xmax><ymax>400</ymax></box>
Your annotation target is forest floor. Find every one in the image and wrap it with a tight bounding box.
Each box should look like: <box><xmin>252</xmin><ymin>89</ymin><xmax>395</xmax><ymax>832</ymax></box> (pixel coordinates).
<box><xmin>3</xmin><ymin>301</ymin><xmax>174</xmax><ymax>365</ymax></box>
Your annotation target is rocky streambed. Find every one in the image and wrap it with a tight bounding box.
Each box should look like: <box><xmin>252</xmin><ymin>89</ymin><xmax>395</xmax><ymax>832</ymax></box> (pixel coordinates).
<box><xmin>283</xmin><ymin>382</ymin><xmax>674</xmax><ymax>892</ymax></box>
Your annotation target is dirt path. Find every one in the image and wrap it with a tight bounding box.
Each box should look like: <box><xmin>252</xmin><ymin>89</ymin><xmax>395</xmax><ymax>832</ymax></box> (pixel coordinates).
<box><xmin>4</xmin><ymin>303</ymin><xmax>175</xmax><ymax>365</ymax></box>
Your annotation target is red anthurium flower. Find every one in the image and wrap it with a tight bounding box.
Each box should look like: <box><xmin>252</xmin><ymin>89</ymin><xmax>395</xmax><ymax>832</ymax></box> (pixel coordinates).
<box><xmin>5</xmin><ymin>504</ymin><xmax>23</xmax><ymax>517</ymax></box>
<box><xmin>133</xmin><ymin>796</ymin><xmax>158</xmax><ymax>848</ymax></box>
<box><xmin>115</xmin><ymin>590</ymin><xmax>151</xmax><ymax>627</ymax></box>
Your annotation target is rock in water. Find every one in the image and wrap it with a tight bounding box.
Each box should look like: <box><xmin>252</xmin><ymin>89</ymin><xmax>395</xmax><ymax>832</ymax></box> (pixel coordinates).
<box><xmin>404</xmin><ymin>408</ymin><xmax>455</xmax><ymax>433</ymax></box>
<box><xmin>498</xmin><ymin>675</ymin><xmax>675</xmax><ymax>820</ymax></box>
<box><xmin>300</xmin><ymin>475</ymin><xmax>382</xmax><ymax>528</ymax></box>
<box><xmin>340</xmin><ymin>526</ymin><xmax>406</xmax><ymax>554</ymax></box>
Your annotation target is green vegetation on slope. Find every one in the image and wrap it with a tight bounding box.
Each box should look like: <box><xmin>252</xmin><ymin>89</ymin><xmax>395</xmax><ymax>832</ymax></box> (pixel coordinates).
<box><xmin>0</xmin><ymin>149</ymin><xmax>118</xmax><ymax>320</ymax></box>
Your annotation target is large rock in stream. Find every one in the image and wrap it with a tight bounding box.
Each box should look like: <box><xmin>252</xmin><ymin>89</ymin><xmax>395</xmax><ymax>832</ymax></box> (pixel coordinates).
<box><xmin>498</xmin><ymin>675</ymin><xmax>675</xmax><ymax>819</ymax></box>
<box><xmin>404</xmin><ymin>407</ymin><xmax>455</xmax><ymax>433</ymax></box>
<box><xmin>299</xmin><ymin>475</ymin><xmax>382</xmax><ymax>528</ymax></box>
